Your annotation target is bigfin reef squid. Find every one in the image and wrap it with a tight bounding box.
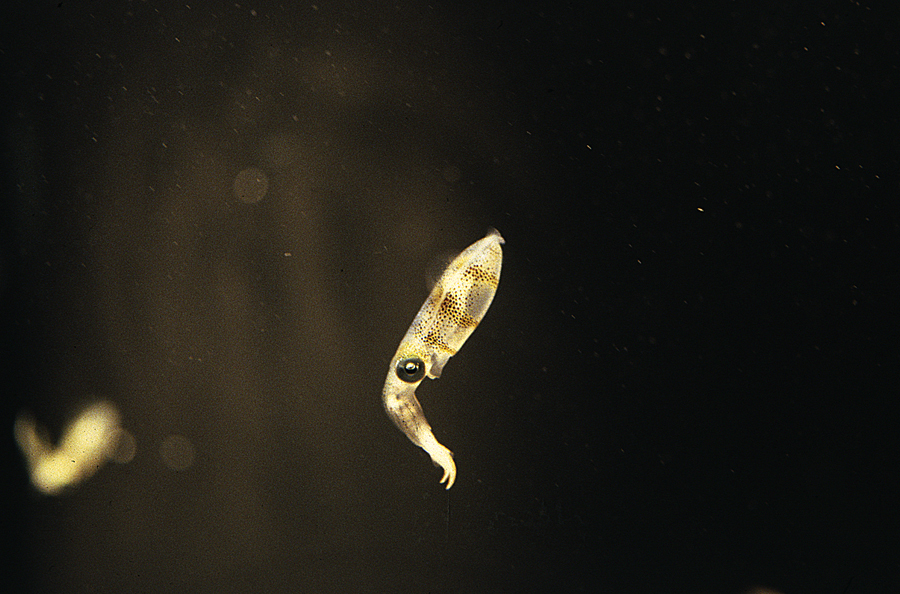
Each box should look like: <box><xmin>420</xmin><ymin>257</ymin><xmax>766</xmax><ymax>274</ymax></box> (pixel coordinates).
<box><xmin>382</xmin><ymin>229</ymin><xmax>504</xmax><ymax>489</ymax></box>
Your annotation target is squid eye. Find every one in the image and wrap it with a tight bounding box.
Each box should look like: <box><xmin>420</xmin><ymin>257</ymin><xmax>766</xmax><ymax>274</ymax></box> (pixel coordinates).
<box><xmin>396</xmin><ymin>357</ymin><xmax>425</xmax><ymax>383</ymax></box>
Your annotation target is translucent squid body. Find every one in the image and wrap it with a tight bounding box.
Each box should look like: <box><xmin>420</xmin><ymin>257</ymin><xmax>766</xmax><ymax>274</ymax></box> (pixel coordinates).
<box><xmin>14</xmin><ymin>400</ymin><xmax>124</xmax><ymax>495</ymax></box>
<box><xmin>382</xmin><ymin>229</ymin><xmax>504</xmax><ymax>489</ymax></box>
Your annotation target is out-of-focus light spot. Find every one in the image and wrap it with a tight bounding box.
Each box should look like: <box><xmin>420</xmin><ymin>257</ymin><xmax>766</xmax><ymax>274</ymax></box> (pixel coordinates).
<box><xmin>233</xmin><ymin>167</ymin><xmax>269</xmax><ymax>203</ymax></box>
<box><xmin>160</xmin><ymin>434</ymin><xmax>195</xmax><ymax>471</ymax></box>
<box><xmin>109</xmin><ymin>427</ymin><xmax>137</xmax><ymax>463</ymax></box>
<box><xmin>14</xmin><ymin>400</ymin><xmax>124</xmax><ymax>495</ymax></box>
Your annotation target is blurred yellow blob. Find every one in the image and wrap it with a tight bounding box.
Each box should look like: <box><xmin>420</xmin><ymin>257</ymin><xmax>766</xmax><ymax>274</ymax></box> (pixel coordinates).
<box><xmin>14</xmin><ymin>400</ymin><xmax>125</xmax><ymax>495</ymax></box>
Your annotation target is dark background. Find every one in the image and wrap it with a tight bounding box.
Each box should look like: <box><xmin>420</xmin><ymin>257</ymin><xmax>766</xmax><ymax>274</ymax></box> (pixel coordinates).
<box><xmin>2</xmin><ymin>1</ymin><xmax>898</xmax><ymax>593</ymax></box>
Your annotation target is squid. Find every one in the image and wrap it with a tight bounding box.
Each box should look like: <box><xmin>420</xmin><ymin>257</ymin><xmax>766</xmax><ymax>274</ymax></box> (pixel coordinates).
<box><xmin>14</xmin><ymin>400</ymin><xmax>123</xmax><ymax>495</ymax></box>
<box><xmin>382</xmin><ymin>229</ymin><xmax>504</xmax><ymax>489</ymax></box>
